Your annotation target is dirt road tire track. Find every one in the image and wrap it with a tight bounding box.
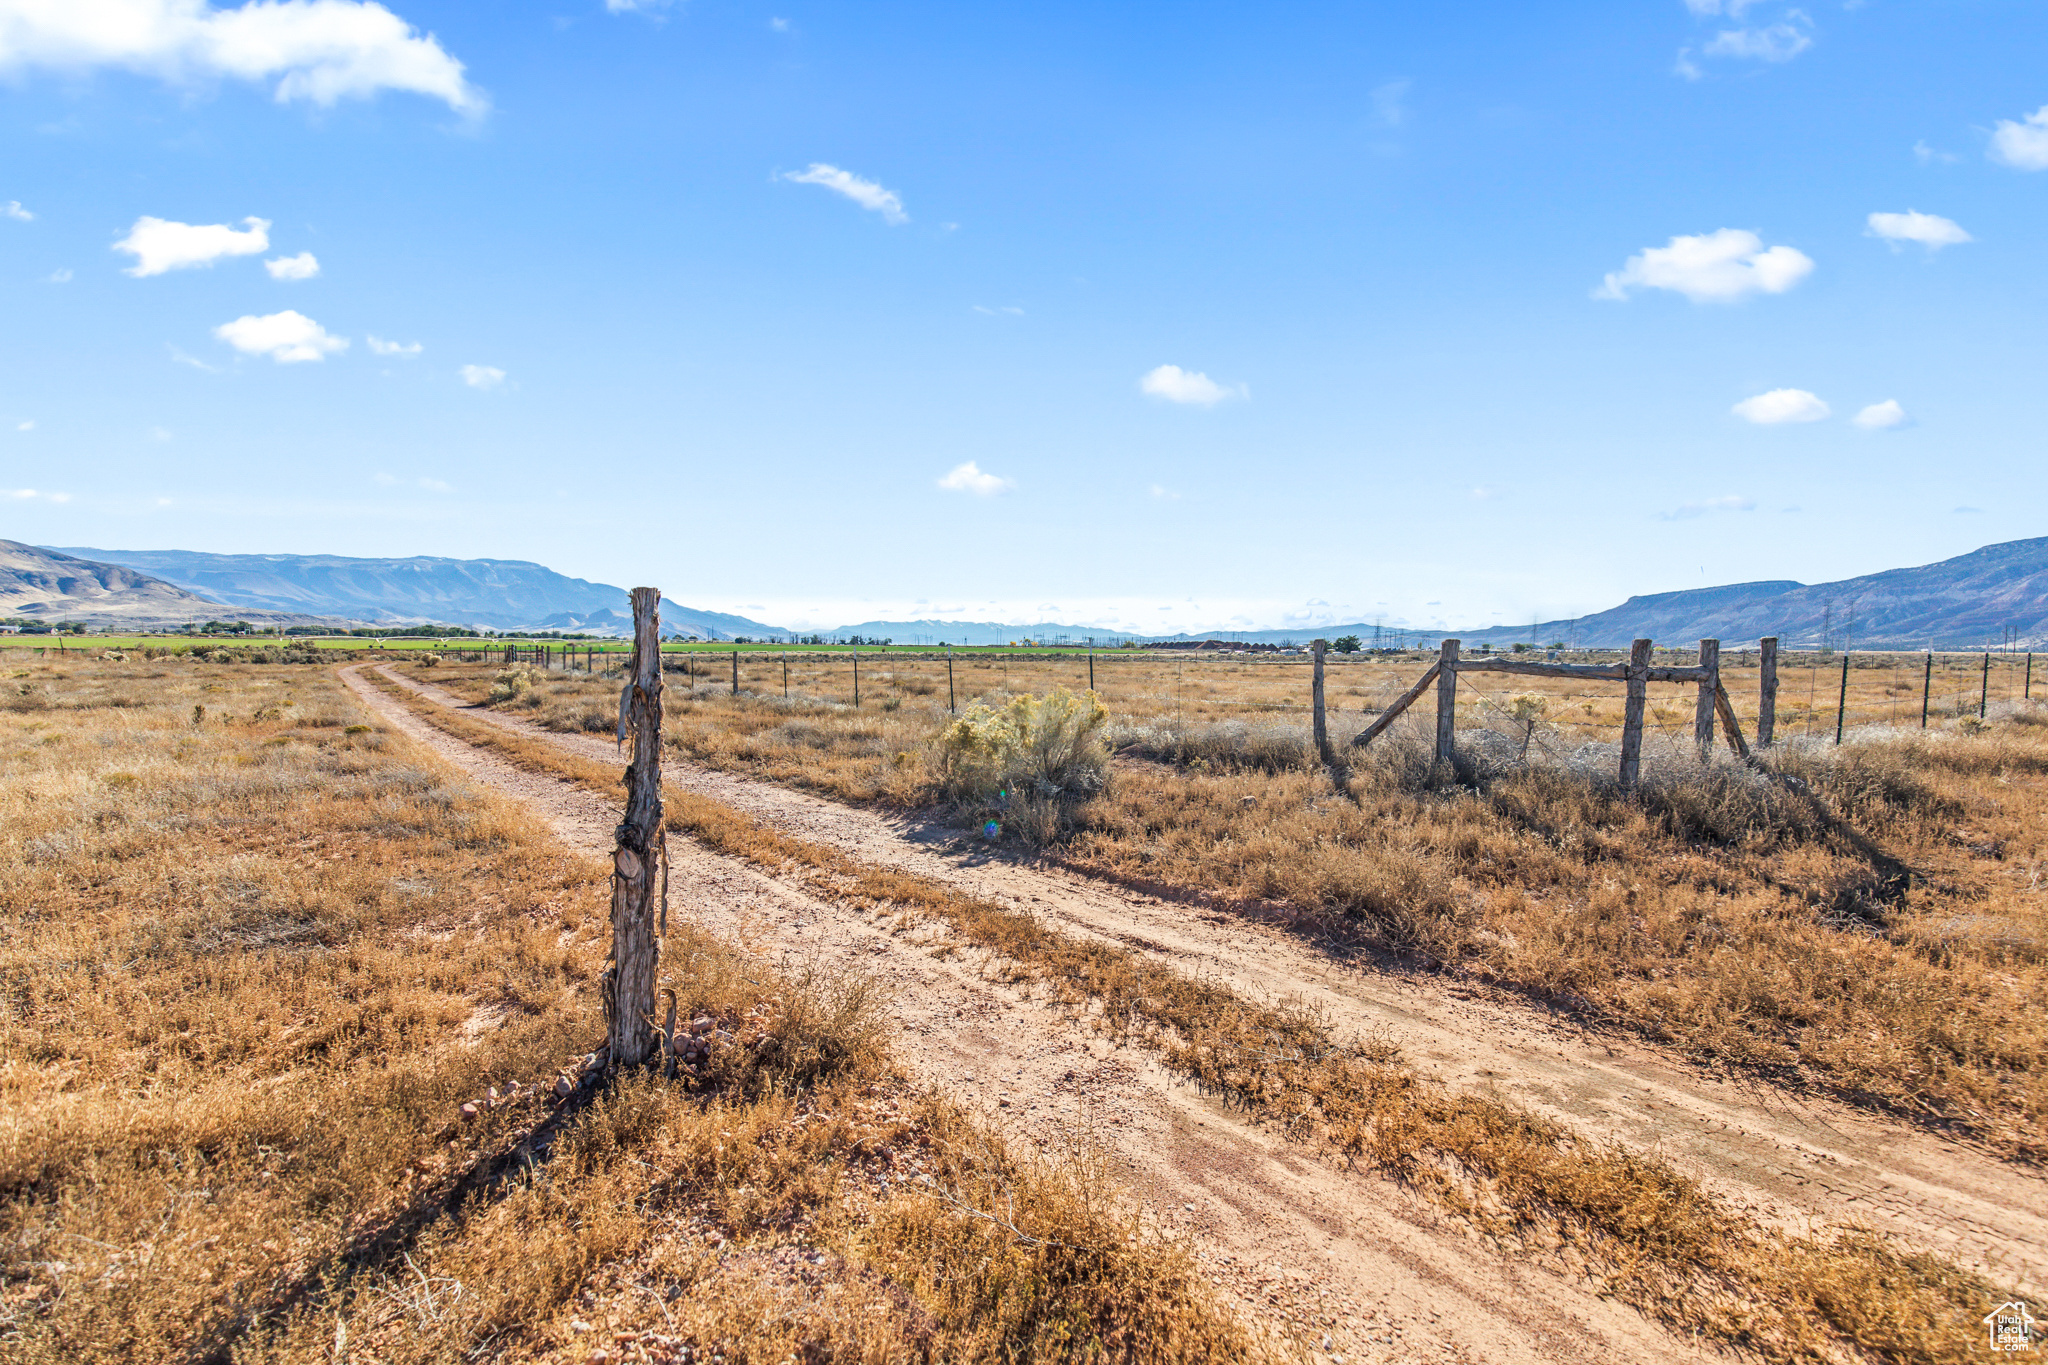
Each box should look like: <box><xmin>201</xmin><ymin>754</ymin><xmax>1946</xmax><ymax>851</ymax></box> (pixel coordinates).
<box><xmin>343</xmin><ymin>664</ymin><xmax>2041</xmax><ymax>1360</ymax></box>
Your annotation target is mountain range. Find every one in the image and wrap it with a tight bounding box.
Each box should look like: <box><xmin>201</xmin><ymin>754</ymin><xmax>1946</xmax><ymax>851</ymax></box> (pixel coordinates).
<box><xmin>1</xmin><ymin>540</ymin><xmax>268</xmax><ymax>626</ymax></box>
<box><xmin>1433</xmin><ymin>535</ymin><xmax>2048</xmax><ymax>650</ymax></box>
<box><xmin>7</xmin><ymin>536</ymin><xmax>2044</xmax><ymax>648</ymax></box>
<box><xmin>791</xmin><ymin>538</ymin><xmax>2048</xmax><ymax>650</ymax></box>
<box><xmin>48</xmin><ymin>548</ymin><xmax>786</xmax><ymax>638</ymax></box>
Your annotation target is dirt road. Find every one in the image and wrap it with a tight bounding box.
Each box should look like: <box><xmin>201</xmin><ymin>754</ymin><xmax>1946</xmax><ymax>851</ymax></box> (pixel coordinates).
<box><xmin>343</xmin><ymin>664</ymin><xmax>2046</xmax><ymax>1360</ymax></box>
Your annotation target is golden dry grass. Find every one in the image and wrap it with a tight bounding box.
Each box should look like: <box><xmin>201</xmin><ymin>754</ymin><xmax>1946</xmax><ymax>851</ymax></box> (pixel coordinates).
<box><xmin>374</xmin><ymin>667</ymin><xmax>2025</xmax><ymax>1365</ymax></box>
<box><xmin>0</xmin><ymin>655</ymin><xmax>1265</xmax><ymax>1364</ymax></box>
<box><xmin>424</xmin><ymin>652</ymin><xmax>2048</xmax><ymax>1160</ymax></box>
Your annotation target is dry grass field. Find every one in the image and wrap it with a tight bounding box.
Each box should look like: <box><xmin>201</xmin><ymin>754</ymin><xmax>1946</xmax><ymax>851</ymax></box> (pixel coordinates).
<box><xmin>0</xmin><ymin>653</ymin><xmax>1261</xmax><ymax>1363</ymax></box>
<box><xmin>373</xmin><ymin>658</ymin><xmax>2030</xmax><ymax>1365</ymax></box>
<box><xmin>425</xmin><ymin>650</ymin><xmax>2048</xmax><ymax>1161</ymax></box>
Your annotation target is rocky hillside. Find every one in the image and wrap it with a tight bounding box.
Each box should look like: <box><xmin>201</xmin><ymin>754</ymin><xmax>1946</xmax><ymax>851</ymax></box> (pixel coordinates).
<box><xmin>1</xmin><ymin>541</ymin><xmax>231</xmax><ymax>626</ymax></box>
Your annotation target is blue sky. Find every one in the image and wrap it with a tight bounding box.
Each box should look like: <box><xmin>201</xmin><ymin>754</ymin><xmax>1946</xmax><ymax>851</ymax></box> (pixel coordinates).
<box><xmin>2</xmin><ymin>0</ymin><xmax>2044</xmax><ymax>635</ymax></box>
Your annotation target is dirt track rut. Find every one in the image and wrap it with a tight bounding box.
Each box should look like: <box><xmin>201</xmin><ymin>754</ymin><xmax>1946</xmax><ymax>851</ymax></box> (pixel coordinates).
<box><xmin>343</xmin><ymin>664</ymin><xmax>2046</xmax><ymax>1360</ymax></box>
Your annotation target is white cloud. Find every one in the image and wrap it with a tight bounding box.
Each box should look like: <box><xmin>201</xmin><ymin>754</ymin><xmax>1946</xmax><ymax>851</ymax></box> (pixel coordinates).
<box><xmin>16</xmin><ymin>420</ymin><xmax>32</xmax><ymax>431</ymax></box>
<box><xmin>213</xmin><ymin>309</ymin><xmax>347</xmax><ymax>362</ymax></box>
<box><xmin>2</xmin><ymin>200</ymin><xmax>30</xmax><ymax>221</ymax></box>
<box><xmin>1683</xmin><ymin>0</ymin><xmax>1763</xmax><ymax>14</ymax></box>
<box><xmin>1732</xmin><ymin>388</ymin><xmax>1829</xmax><ymax>424</ymax></box>
<box><xmin>47</xmin><ymin>268</ymin><xmax>70</xmax><ymax>282</ymax></box>
<box><xmin>418</xmin><ymin>476</ymin><xmax>451</xmax><ymax>492</ymax></box>
<box><xmin>1989</xmin><ymin>105</ymin><xmax>2048</xmax><ymax>171</ymax></box>
<box><xmin>972</xmin><ymin>304</ymin><xmax>1023</xmax><ymax>316</ymax></box>
<box><xmin>1852</xmin><ymin>399</ymin><xmax>1908</xmax><ymax>430</ymax></box>
<box><xmin>1139</xmin><ymin>364</ymin><xmax>1246</xmax><ymax>406</ymax></box>
<box><xmin>1370</xmin><ymin>79</ymin><xmax>1409</xmax><ymax>128</ymax></box>
<box><xmin>1595</xmin><ymin>228</ymin><xmax>1813</xmax><ymax>302</ymax></box>
<box><xmin>604</xmin><ymin>0</ymin><xmax>671</xmax><ymax>11</ymax></box>
<box><xmin>1148</xmin><ymin>483</ymin><xmax>1181</xmax><ymax>501</ymax></box>
<box><xmin>769</xmin><ymin>16</ymin><xmax>790</xmax><ymax>31</ymax></box>
<box><xmin>779</xmin><ymin>164</ymin><xmax>907</xmax><ymax>225</ymax></box>
<box><xmin>115</xmin><ymin>215</ymin><xmax>269</xmax><ymax>275</ymax></box>
<box><xmin>936</xmin><ymin>461</ymin><xmax>1011</xmax><ymax>496</ymax></box>
<box><xmin>1913</xmin><ymin>140</ymin><xmax>1958</xmax><ymax>165</ymax></box>
<box><xmin>459</xmin><ymin>363</ymin><xmax>505</xmax><ymax>389</ymax></box>
<box><xmin>1866</xmin><ymin>210</ymin><xmax>1970</xmax><ymax>250</ymax></box>
<box><xmin>0</xmin><ymin>0</ymin><xmax>484</xmax><ymax>115</ymax></box>
<box><xmin>1660</xmin><ymin>495</ymin><xmax>1757</xmax><ymax>521</ymax></box>
<box><xmin>168</xmin><ymin>344</ymin><xmax>219</xmax><ymax>371</ymax></box>
<box><xmin>264</xmin><ymin>249</ymin><xmax>319</xmax><ymax>279</ymax></box>
<box><xmin>6</xmin><ymin>488</ymin><xmax>70</xmax><ymax>502</ymax></box>
<box><xmin>1702</xmin><ymin>23</ymin><xmax>1811</xmax><ymax>62</ymax></box>
<box><xmin>368</xmin><ymin>335</ymin><xmax>422</xmax><ymax>356</ymax></box>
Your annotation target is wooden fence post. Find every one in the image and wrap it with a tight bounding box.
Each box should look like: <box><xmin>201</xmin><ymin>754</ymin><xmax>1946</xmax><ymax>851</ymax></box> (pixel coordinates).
<box><xmin>732</xmin><ymin>649</ymin><xmax>739</xmax><ymax>696</ymax></box>
<box><xmin>1921</xmin><ymin>652</ymin><xmax>1932</xmax><ymax>727</ymax></box>
<box><xmin>1980</xmin><ymin>651</ymin><xmax>1991</xmax><ymax>718</ymax></box>
<box><xmin>1311</xmin><ymin>639</ymin><xmax>1334</xmax><ymax>767</ymax></box>
<box><xmin>1758</xmin><ymin>637</ymin><xmax>1779</xmax><ymax>747</ymax></box>
<box><xmin>1693</xmin><ymin>639</ymin><xmax>1720</xmax><ymax>757</ymax></box>
<box><xmin>606</xmin><ymin>587</ymin><xmax>664</xmax><ymax>1071</ymax></box>
<box><xmin>1434</xmin><ymin>639</ymin><xmax>1460</xmax><ymax>768</ymax></box>
<box><xmin>2027</xmin><ymin>652</ymin><xmax>2034</xmax><ymax>701</ymax></box>
<box><xmin>1835</xmin><ymin>654</ymin><xmax>1851</xmax><ymax>744</ymax></box>
<box><xmin>1088</xmin><ymin>643</ymin><xmax>1094</xmax><ymax>693</ymax></box>
<box><xmin>947</xmin><ymin>645</ymin><xmax>956</xmax><ymax>713</ymax></box>
<box><xmin>852</xmin><ymin>645</ymin><xmax>859</xmax><ymax>707</ymax></box>
<box><xmin>783</xmin><ymin>652</ymin><xmax>789</xmax><ymax>698</ymax></box>
<box><xmin>1619</xmin><ymin>639</ymin><xmax>1651</xmax><ymax>793</ymax></box>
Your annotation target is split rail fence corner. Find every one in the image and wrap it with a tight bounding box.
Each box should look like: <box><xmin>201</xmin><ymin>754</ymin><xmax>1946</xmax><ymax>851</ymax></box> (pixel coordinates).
<box><xmin>1338</xmin><ymin>635</ymin><xmax>1775</xmax><ymax>794</ymax></box>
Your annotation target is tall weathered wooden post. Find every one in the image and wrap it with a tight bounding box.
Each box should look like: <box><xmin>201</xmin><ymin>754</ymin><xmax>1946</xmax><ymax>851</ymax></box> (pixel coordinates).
<box><xmin>607</xmin><ymin>587</ymin><xmax>664</xmax><ymax>1070</ymax></box>
<box><xmin>1693</xmin><ymin>639</ymin><xmax>1720</xmax><ymax>758</ymax></box>
<box><xmin>1619</xmin><ymin>639</ymin><xmax>1652</xmax><ymax>793</ymax></box>
<box><xmin>1434</xmin><ymin>639</ymin><xmax>1460</xmax><ymax>768</ymax></box>
<box><xmin>1836</xmin><ymin>654</ymin><xmax>1851</xmax><ymax>744</ymax></box>
<box><xmin>1311</xmin><ymin>639</ymin><xmax>1334</xmax><ymax>768</ymax></box>
<box><xmin>1757</xmin><ymin>637</ymin><xmax>1779</xmax><ymax>747</ymax></box>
